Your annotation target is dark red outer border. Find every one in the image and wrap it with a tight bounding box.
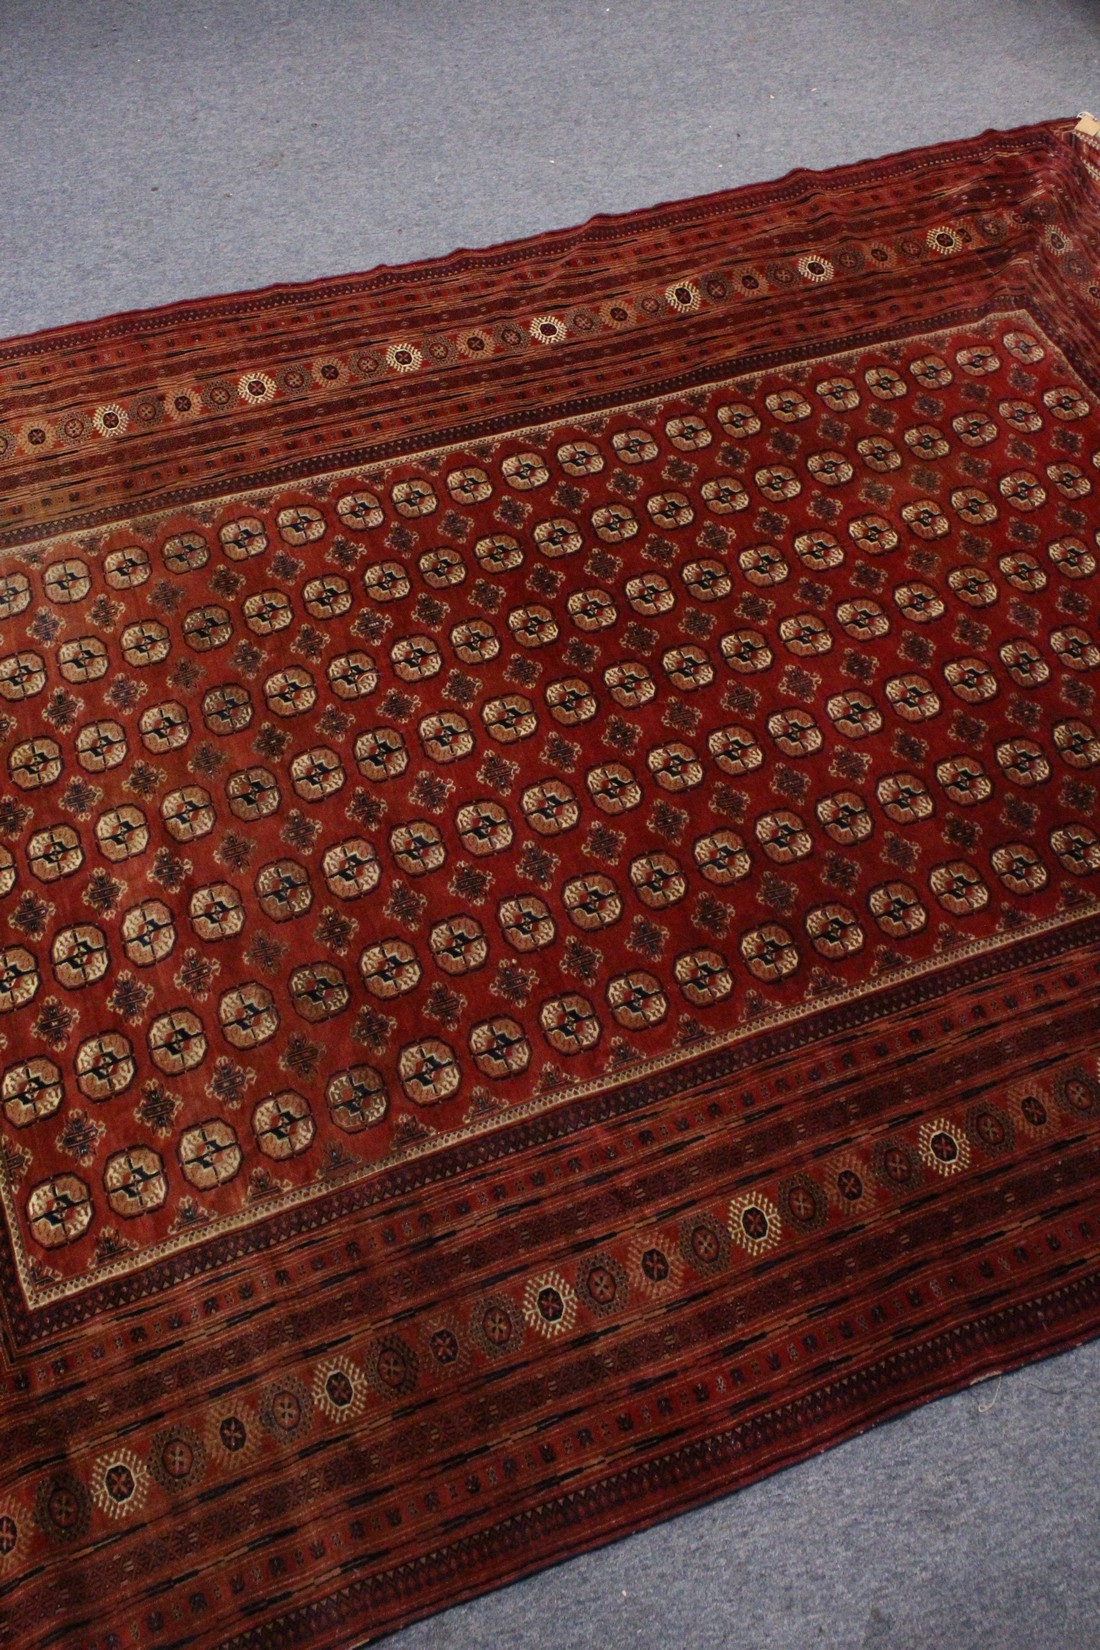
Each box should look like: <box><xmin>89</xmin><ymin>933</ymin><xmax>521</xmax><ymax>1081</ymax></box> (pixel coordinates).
<box><xmin>0</xmin><ymin>116</ymin><xmax>1074</xmax><ymax>359</ymax></box>
<box><xmin>4</xmin><ymin>904</ymin><xmax>1096</xmax><ymax>1352</ymax></box>
<box><xmin>212</xmin><ymin>1275</ymin><xmax>1100</xmax><ymax>1650</ymax></box>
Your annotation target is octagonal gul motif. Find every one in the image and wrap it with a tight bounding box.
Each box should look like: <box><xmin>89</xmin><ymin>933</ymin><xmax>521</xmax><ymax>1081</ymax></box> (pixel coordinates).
<box><xmin>0</xmin><ymin>311</ymin><xmax>1098</xmax><ymax>1305</ymax></box>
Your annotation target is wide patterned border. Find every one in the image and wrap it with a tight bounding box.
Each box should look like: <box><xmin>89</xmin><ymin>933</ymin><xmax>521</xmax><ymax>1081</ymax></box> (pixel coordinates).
<box><xmin>219</xmin><ymin>1268</ymin><xmax>1100</xmax><ymax>1650</ymax></box>
<box><xmin>3</xmin><ymin>876</ymin><xmax>1097</xmax><ymax>1346</ymax></box>
<box><xmin>2</xmin><ymin>118</ymin><xmax>1095</xmax><ymax>549</ymax></box>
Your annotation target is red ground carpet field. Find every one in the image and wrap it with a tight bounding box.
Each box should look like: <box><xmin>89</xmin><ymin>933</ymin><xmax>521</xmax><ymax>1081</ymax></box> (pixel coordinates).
<box><xmin>1</xmin><ymin>112</ymin><xmax>1100</xmax><ymax>1649</ymax></box>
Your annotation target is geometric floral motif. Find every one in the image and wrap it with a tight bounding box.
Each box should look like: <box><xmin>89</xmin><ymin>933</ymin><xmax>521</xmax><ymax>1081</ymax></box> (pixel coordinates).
<box><xmin>5</xmin><ymin>113</ymin><xmax>1100</xmax><ymax>1650</ymax></box>
<box><xmin>4</xmin><ymin>315</ymin><xmax>1100</xmax><ymax>1301</ymax></box>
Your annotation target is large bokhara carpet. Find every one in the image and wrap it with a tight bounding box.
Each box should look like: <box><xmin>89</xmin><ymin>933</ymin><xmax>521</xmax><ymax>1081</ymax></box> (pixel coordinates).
<box><xmin>2</xmin><ymin>111</ymin><xmax>1100</xmax><ymax>1647</ymax></box>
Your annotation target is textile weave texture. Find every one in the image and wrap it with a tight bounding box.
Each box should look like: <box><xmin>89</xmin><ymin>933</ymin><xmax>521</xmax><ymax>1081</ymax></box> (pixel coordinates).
<box><xmin>2</xmin><ymin>113</ymin><xmax>1100</xmax><ymax>1649</ymax></box>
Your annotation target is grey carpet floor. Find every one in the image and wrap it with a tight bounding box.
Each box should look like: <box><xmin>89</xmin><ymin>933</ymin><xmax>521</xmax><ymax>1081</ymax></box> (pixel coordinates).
<box><xmin>2</xmin><ymin>3</ymin><xmax>1100</xmax><ymax>1646</ymax></box>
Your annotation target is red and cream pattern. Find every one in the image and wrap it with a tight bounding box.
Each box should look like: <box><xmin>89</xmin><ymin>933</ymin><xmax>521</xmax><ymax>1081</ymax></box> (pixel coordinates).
<box><xmin>2</xmin><ymin>314</ymin><xmax>1100</xmax><ymax>1305</ymax></box>
<box><xmin>2</xmin><ymin>114</ymin><xmax>1100</xmax><ymax>1650</ymax></box>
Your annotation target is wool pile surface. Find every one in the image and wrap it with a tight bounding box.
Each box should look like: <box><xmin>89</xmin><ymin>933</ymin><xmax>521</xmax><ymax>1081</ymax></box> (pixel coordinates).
<box><xmin>2</xmin><ymin>113</ymin><xmax>1100</xmax><ymax>1649</ymax></box>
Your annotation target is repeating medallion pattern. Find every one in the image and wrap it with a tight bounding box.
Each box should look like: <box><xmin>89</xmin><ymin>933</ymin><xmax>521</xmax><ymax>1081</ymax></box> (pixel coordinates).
<box><xmin>2</xmin><ymin>113</ymin><xmax>1100</xmax><ymax>1650</ymax></box>
<box><xmin>2</xmin><ymin>314</ymin><xmax>1099</xmax><ymax>1298</ymax></box>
